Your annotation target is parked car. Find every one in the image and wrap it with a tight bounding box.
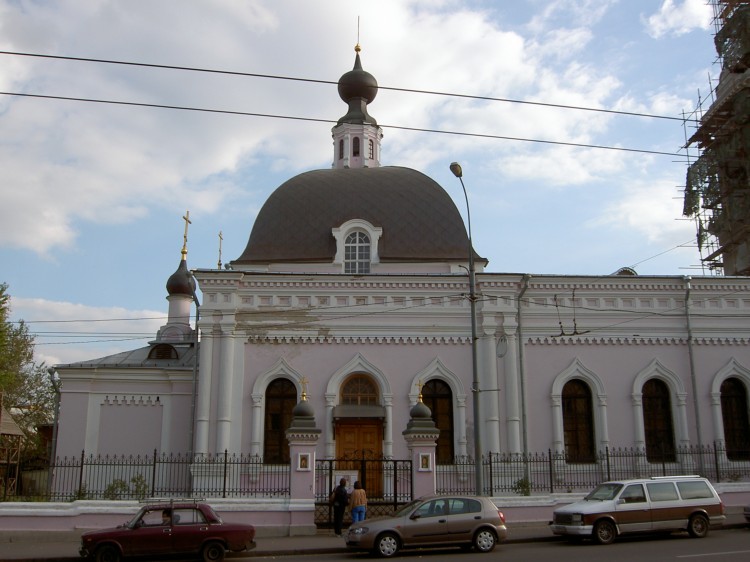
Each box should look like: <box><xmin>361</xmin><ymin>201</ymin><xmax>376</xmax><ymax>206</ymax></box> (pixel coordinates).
<box><xmin>346</xmin><ymin>494</ymin><xmax>507</xmax><ymax>557</ymax></box>
<box><xmin>79</xmin><ymin>501</ymin><xmax>256</xmax><ymax>562</ymax></box>
<box><xmin>550</xmin><ymin>475</ymin><xmax>725</xmax><ymax>545</ymax></box>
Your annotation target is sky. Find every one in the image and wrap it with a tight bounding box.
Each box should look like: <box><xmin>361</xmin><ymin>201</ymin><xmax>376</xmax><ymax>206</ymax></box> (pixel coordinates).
<box><xmin>0</xmin><ymin>0</ymin><xmax>720</xmax><ymax>366</ymax></box>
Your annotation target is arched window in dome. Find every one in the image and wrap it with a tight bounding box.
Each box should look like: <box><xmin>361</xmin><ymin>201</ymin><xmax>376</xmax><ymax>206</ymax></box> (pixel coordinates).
<box><xmin>263</xmin><ymin>378</ymin><xmax>297</xmax><ymax>464</ymax></box>
<box><xmin>368</xmin><ymin>139</ymin><xmax>374</xmax><ymax>160</ymax></box>
<box><xmin>352</xmin><ymin>137</ymin><xmax>360</xmax><ymax>157</ymax></box>
<box><xmin>148</xmin><ymin>344</ymin><xmax>178</xmax><ymax>360</ymax></box>
<box><xmin>338</xmin><ymin>139</ymin><xmax>344</xmax><ymax>160</ymax></box>
<box><xmin>345</xmin><ymin>231</ymin><xmax>371</xmax><ymax>273</ymax></box>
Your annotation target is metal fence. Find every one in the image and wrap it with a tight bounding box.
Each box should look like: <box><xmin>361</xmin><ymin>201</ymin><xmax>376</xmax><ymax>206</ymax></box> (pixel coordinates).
<box><xmin>437</xmin><ymin>443</ymin><xmax>750</xmax><ymax>496</ymax></box>
<box><xmin>4</xmin><ymin>451</ymin><xmax>290</xmax><ymax>501</ymax></box>
<box><xmin>314</xmin><ymin>456</ymin><xmax>412</xmax><ymax>526</ymax></box>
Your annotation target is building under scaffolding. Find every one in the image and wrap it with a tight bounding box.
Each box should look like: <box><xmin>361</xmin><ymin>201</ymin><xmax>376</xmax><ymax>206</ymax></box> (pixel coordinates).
<box><xmin>684</xmin><ymin>0</ymin><xmax>750</xmax><ymax>275</ymax></box>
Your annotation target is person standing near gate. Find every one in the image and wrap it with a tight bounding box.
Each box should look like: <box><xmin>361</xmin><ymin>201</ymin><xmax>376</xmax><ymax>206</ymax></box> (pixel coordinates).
<box><xmin>350</xmin><ymin>480</ymin><xmax>367</xmax><ymax>523</ymax></box>
<box><xmin>330</xmin><ymin>478</ymin><xmax>349</xmax><ymax>536</ymax></box>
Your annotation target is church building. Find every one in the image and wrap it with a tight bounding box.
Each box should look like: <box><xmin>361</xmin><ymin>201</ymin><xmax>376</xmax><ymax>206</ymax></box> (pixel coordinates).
<box><xmin>54</xmin><ymin>46</ymin><xmax>750</xmax><ymax>488</ymax></box>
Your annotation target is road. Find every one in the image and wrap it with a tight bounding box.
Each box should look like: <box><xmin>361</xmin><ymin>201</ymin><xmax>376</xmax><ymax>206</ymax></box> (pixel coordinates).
<box><xmin>249</xmin><ymin>528</ymin><xmax>750</xmax><ymax>561</ymax></box>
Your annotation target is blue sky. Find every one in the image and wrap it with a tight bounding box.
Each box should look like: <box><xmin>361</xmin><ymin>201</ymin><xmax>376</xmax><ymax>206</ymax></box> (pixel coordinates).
<box><xmin>0</xmin><ymin>0</ymin><xmax>718</xmax><ymax>365</ymax></box>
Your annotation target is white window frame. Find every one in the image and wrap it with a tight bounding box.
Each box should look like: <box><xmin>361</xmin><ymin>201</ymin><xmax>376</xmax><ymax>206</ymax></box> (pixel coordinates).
<box><xmin>332</xmin><ymin>219</ymin><xmax>382</xmax><ymax>272</ymax></box>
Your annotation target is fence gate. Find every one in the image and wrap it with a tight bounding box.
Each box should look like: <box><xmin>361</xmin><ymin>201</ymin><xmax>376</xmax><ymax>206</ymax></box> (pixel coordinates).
<box><xmin>314</xmin><ymin>451</ymin><xmax>412</xmax><ymax>527</ymax></box>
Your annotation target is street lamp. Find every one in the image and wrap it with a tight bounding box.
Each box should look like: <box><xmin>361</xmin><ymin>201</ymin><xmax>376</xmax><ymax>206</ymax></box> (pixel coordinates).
<box><xmin>449</xmin><ymin>161</ymin><xmax>484</xmax><ymax>495</ymax></box>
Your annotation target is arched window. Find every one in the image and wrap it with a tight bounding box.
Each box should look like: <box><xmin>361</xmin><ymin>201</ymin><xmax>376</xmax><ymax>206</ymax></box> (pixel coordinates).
<box><xmin>352</xmin><ymin>136</ymin><xmax>360</xmax><ymax>157</ymax></box>
<box><xmin>422</xmin><ymin>379</ymin><xmax>454</xmax><ymax>463</ymax></box>
<box><xmin>721</xmin><ymin>377</ymin><xmax>750</xmax><ymax>460</ymax></box>
<box><xmin>562</xmin><ymin>379</ymin><xmax>595</xmax><ymax>463</ymax></box>
<box><xmin>643</xmin><ymin>378</ymin><xmax>676</xmax><ymax>463</ymax></box>
<box><xmin>263</xmin><ymin>378</ymin><xmax>297</xmax><ymax>464</ymax></box>
<box><xmin>344</xmin><ymin>231</ymin><xmax>370</xmax><ymax>273</ymax></box>
<box><xmin>368</xmin><ymin>139</ymin><xmax>374</xmax><ymax>159</ymax></box>
<box><xmin>338</xmin><ymin>139</ymin><xmax>344</xmax><ymax>160</ymax></box>
<box><xmin>341</xmin><ymin>374</ymin><xmax>378</xmax><ymax>405</ymax></box>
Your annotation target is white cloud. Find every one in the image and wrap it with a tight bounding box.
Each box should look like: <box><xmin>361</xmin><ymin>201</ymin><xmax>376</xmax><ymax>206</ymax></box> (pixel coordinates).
<box><xmin>644</xmin><ymin>0</ymin><xmax>712</xmax><ymax>39</ymax></box>
<box><xmin>12</xmin><ymin>297</ymin><xmax>166</xmax><ymax>366</ymax></box>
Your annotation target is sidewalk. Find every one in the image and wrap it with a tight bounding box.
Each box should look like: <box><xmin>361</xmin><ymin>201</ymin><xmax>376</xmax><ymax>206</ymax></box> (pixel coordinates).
<box><xmin>0</xmin><ymin>510</ymin><xmax>745</xmax><ymax>561</ymax></box>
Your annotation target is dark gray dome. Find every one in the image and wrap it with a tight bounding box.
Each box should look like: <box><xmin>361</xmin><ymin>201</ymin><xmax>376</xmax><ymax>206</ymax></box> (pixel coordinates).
<box><xmin>234</xmin><ymin>166</ymin><xmax>479</xmax><ymax>265</ymax></box>
<box><xmin>166</xmin><ymin>258</ymin><xmax>195</xmax><ymax>296</ymax></box>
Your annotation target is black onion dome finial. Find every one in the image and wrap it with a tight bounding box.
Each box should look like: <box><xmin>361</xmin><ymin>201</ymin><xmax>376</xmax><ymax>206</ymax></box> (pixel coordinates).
<box><xmin>337</xmin><ymin>44</ymin><xmax>378</xmax><ymax>123</ymax></box>
<box><xmin>166</xmin><ymin>256</ymin><xmax>196</xmax><ymax>297</ymax></box>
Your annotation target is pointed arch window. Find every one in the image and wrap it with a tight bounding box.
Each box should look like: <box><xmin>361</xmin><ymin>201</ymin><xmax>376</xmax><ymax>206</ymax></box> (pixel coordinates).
<box><xmin>263</xmin><ymin>378</ymin><xmax>297</xmax><ymax>464</ymax></box>
<box><xmin>338</xmin><ymin>139</ymin><xmax>344</xmax><ymax>160</ymax></box>
<box><xmin>352</xmin><ymin>136</ymin><xmax>360</xmax><ymax>157</ymax></box>
<box><xmin>341</xmin><ymin>374</ymin><xmax>378</xmax><ymax>405</ymax></box>
<box><xmin>562</xmin><ymin>379</ymin><xmax>595</xmax><ymax>463</ymax></box>
<box><xmin>643</xmin><ymin>378</ymin><xmax>676</xmax><ymax>463</ymax></box>
<box><xmin>721</xmin><ymin>377</ymin><xmax>750</xmax><ymax>460</ymax></box>
<box><xmin>345</xmin><ymin>231</ymin><xmax>370</xmax><ymax>273</ymax></box>
<box><xmin>368</xmin><ymin>139</ymin><xmax>374</xmax><ymax>159</ymax></box>
<box><xmin>422</xmin><ymin>379</ymin><xmax>454</xmax><ymax>463</ymax></box>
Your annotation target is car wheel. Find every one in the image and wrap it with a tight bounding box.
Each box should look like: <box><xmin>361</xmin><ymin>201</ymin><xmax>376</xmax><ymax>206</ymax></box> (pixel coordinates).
<box><xmin>473</xmin><ymin>528</ymin><xmax>497</xmax><ymax>552</ymax></box>
<box><xmin>688</xmin><ymin>513</ymin><xmax>709</xmax><ymax>538</ymax></box>
<box><xmin>374</xmin><ymin>532</ymin><xmax>400</xmax><ymax>558</ymax></box>
<box><xmin>94</xmin><ymin>545</ymin><xmax>121</xmax><ymax>562</ymax></box>
<box><xmin>593</xmin><ymin>519</ymin><xmax>617</xmax><ymax>545</ymax></box>
<box><xmin>202</xmin><ymin>540</ymin><xmax>226</xmax><ymax>562</ymax></box>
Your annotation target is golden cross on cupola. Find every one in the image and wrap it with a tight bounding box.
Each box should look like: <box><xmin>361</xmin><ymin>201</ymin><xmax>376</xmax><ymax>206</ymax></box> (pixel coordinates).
<box><xmin>299</xmin><ymin>376</ymin><xmax>309</xmax><ymax>401</ymax></box>
<box><xmin>181</xmin><ymin>210</ymin><xmax>192</xmax><ymax>259</ymax></box>
<box><xmin>415</xmin><ymin>379</ymin><xmax>424</xmax><ymax>403</ymax></box>
<box><xmin>217</xmin><ymin>231</ymin><xmax>223</xmax><ymax>269</ymax></box>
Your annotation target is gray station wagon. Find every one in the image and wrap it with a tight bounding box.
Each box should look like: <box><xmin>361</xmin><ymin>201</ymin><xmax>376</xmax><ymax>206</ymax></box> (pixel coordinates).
<box><xmin>550</xmin><ymin>476</ymin><xmax>725</xmax><ymax>544</ymax></box>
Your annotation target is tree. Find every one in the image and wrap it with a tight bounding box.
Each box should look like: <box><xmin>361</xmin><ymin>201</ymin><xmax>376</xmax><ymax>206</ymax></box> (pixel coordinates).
<box><xmin>0</xmin><ymin>283</ymin><xmax>55</xmax><ymax>459</ymax></box>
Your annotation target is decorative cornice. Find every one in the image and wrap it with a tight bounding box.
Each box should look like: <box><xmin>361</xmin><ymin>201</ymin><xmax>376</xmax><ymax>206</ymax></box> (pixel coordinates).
<box><xmin>246</xmin><ymin>335</ymin><xmax>469</xmax><ymax>345</ymax></box>
<box><xmin>528</xmin><ymin>336</ymin><xmax>750</xmax><ymax>346</ymax></box>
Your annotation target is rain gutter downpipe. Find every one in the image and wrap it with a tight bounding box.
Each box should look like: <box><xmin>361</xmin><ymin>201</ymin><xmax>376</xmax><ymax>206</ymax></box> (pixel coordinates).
<box><xmin>684</xmin><ymin>276</ymin><xmax>704</xmax><ymax>471</ymax></box>
<box><xmin>518</xmin><ymin>274</ymin><xmax>531</xmax><ymax>480</ymax></box>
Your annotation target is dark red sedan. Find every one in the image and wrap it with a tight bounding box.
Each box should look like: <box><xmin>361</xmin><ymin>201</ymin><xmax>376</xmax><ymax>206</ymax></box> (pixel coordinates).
<box><xmin>79</xmin><ymin>501</ymin><xmax>256</xmax><ymax>562</ymax></box>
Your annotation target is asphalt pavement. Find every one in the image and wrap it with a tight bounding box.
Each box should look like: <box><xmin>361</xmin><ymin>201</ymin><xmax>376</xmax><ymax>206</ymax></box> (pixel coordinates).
<box><xmin>0</xmin><ymin>509</ymin><xmax>746</xmax><ymax>561</ymax></box>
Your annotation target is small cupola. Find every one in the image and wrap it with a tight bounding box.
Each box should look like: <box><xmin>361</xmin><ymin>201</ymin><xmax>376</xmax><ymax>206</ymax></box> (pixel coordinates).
<box><xmin>332</xmin><ymin>44</ymin><xmax>383</xmax><ymax>170</ymax></box>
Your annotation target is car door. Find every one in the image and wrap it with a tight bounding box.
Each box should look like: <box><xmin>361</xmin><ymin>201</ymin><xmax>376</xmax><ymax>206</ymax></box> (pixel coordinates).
<box><xmin>127</xmin><ymin>509</ymin><xmax>174</xmax><ymax>557</ymax></box>
<box><xmin>170</xmin><ymin>507</ymin><xmax>210</xmax><ymax>555</ymax></box>
<box><xmin>400</xmin><ymin>499</ymin><xmax>450</xmax><ymax>545</ymax></box>
<box><xmin>445</xmin><ymin>498</ymin><xmax>483</xmax><ymax>541</ymax></box>
<box><xmin>614</xmin><ymin>484</ymin><xmax>652</xmax><ymax>533</ymax></box>
<box><xmin>646</xmin><ymin>481</ymin><xmax>683</xmax><ymax>530</ymax></box>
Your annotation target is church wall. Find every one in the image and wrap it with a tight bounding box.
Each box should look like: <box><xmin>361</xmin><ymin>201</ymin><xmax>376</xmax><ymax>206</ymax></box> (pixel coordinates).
<box><xmin>242</xmin><ymin>340</ymin><xmax>473</xmax><ymax>459</ymax></box>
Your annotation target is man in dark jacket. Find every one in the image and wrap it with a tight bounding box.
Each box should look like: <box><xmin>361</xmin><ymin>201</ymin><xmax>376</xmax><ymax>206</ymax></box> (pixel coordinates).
<box><xmin>331</xmin><ymin>478</ymin><xmax>349</xmax><ymax>535</ymax></box>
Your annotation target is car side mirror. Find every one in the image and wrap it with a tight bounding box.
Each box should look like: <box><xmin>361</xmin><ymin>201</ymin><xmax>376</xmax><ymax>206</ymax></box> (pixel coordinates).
<box><xmin>616</xmin><ymin>498</ymin><xmax>625</xmax><ymax>505</ymax></box>
<box><xmin>410</xmin><ymin>513</ymin><xmax>421</xmax><ymax>520</ymax></box>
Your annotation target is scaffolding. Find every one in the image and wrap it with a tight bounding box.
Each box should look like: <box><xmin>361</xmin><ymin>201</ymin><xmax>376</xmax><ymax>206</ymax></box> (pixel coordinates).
<box><xmin>683</xmin><ymin>1</ymin><xmax>750</xmax><ymax>275</ymax></box>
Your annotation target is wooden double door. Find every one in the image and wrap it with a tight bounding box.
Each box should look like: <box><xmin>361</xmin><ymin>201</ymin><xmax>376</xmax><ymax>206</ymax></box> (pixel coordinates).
<box><xmin>334</xmin><ymin>420</ymin><xmax>383</xmax><ymax>497</ymax></box>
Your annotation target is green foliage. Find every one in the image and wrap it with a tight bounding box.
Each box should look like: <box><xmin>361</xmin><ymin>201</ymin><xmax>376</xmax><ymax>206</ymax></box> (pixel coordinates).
<box><xmin>513</xmin><ymin>477</ymin><xmax>531</xmax><ymax>496</ymax></box>
<box><xmin>103</xmin><ymin>479</ymin><xmax>130</xmax><ymax>500</ymax></box>
<box><xmin>0</xmin><ymin>283</ymin><xmax>56</xmax><ymax>461</ymax></box>
<box><xmin>130</xmin><ymin>474</ymin><xmax>149</xmax><ymax>501</ymax></box>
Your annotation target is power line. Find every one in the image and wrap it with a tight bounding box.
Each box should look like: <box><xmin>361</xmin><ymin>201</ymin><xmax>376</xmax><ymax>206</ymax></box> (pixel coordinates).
<box><xmin>0</xmin><ymin>50</ymin><xmax>687</xmax><ymax>122</ymax></box>
<box><xmin>0</xmin><ymin>91</ymin><xmax>681</xmax><ymax>157</ymax></box>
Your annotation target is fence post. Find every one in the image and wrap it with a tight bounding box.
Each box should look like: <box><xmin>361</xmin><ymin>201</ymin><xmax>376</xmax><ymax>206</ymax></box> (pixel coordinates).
<box><xmin>548</xmin><ymin>450</ymin><xmax>554</xmax><ymax>494</ymax></box>
<box><xmin>151</xmin><ymin>448</ymin><xmax>158</xmax><ymax>497</ymax></box>
<box><xmin>222</xmin><ymin>450</ymin><xmax>228</xmax><ymax>498</ymax></box>
<box><xmin>487</xmin><ymin>453</ymin><xmax>494</xmax><ymax>496</ymax></box>
<box><xmin>76</xmin><ymin>450</ymin><xmax>86</xmax><ymax>500</ymax></box>
<box><xmin>713</xmin><ymin>441</ymin><xmax>721</xmax><ymax>482</ymax></box>
<box><xmin>606</xmin><ymin>446</ymin><xmax>611</xmax><ymax>481</ymax></box>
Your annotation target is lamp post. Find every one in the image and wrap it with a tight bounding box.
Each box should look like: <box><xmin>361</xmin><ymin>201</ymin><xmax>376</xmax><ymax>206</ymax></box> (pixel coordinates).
<box><xmin>450</xmin><ymin>162</ymin><xmax>484</xmax><ymax>495</ymax></box>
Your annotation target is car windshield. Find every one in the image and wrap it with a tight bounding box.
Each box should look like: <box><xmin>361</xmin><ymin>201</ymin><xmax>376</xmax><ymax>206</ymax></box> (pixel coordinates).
<box><xmin>393</xmin><ymin>499</ymin><xmax>422</xmax><ymax>517</ymax></box>
<box><xmin>585</xmin><ymin>483</ymin><xmax>623</xmax><ymax>501</ymax></box>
